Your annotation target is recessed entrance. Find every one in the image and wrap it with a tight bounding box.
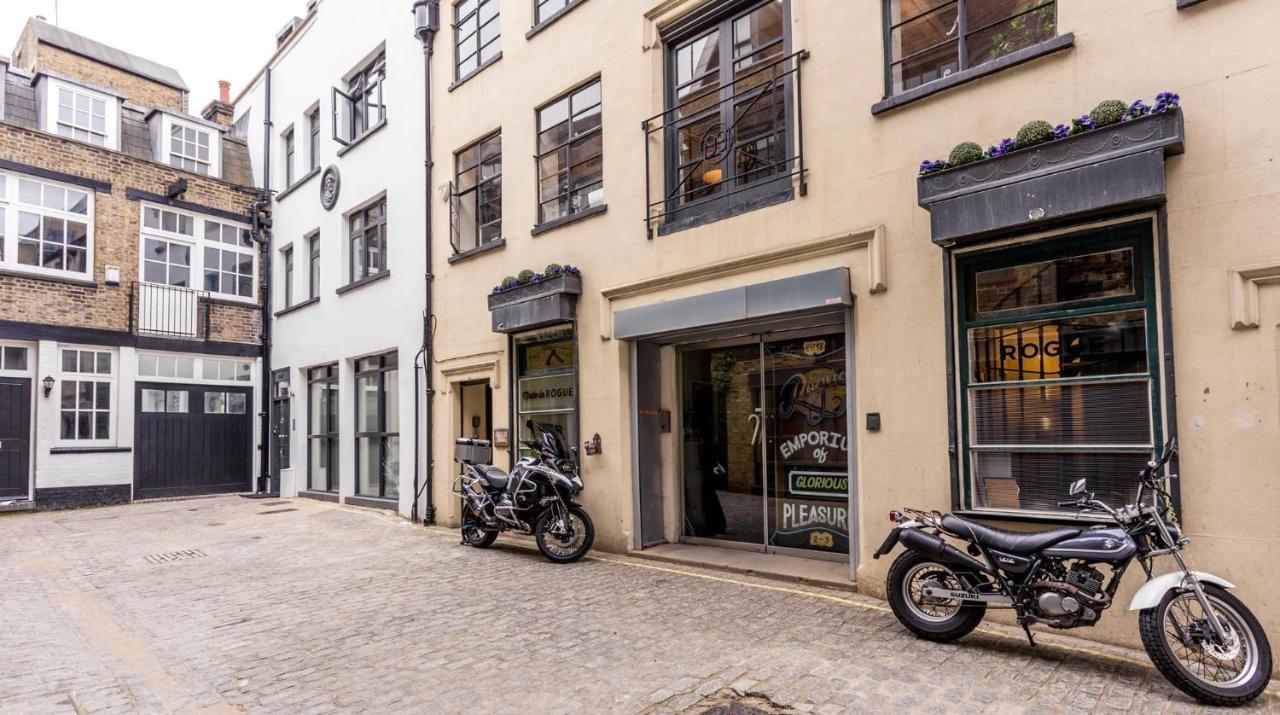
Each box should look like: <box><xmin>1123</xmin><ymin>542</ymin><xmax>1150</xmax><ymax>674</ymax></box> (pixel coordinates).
<box><xmin>679</xmin><ymin>327</ymin><xmax>849</xmax><ymax>560</ymax></box>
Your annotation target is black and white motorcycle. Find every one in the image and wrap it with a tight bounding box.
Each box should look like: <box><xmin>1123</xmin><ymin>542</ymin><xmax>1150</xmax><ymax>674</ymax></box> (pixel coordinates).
<box><xmin>452</xmin><ymin>421</ymin><xmax>594</xmax><ymax>563</ymax></box>
<box><xmin>875</xmin><ymin>439</ymin><xmax>1272</xmax><ymax>706</ymax></box>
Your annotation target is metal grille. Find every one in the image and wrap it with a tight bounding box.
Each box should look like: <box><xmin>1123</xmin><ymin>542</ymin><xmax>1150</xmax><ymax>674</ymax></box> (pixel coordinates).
<box><xmin>144</xmin><ymin>549</ymin><xmax>206</xmax><ymax>564</ymax></box>
<box><xmin>973</xmin><ymin>451</ymin><xmax>1147</xmax><ymax>512</ymax></box>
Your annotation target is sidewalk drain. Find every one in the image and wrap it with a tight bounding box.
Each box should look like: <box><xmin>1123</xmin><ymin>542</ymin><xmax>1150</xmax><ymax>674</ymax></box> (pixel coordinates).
<box><xmin>145</xmin><ymin>549</ymin><xmax>206</xmax><ymax>564</ymax></box>
<box><xmin>688</xmin><ymin>691</ymin><xmax>785</xmax><ymax>715</ymax></box>
<box><xmin>258</xmin><ymin>508</ymin><xmax>298</xmax><ymax>515</ymax></box>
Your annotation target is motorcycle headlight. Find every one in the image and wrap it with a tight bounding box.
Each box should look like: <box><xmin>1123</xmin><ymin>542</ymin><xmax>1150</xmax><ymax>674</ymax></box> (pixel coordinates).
<box><xmin>1161</xmin><ymin>520</ymin><xmax>1182</xmax><ymax>542</ymax></box>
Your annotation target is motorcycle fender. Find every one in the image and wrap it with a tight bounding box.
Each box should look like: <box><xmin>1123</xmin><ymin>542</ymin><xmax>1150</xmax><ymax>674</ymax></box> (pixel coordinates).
<box><xmin>1128</xmin><ymin>571</ymin><xmax>1236</xmax><ymax>612</ymax></box>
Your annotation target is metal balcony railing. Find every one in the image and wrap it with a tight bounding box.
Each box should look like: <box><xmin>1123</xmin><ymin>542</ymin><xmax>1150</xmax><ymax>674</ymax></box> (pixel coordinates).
<box><xmin>643</xmin><ymin>49</ymin><xmax>809</xmax><ymax>238</ymax></box>
<box><xmin>129</xmin><ymin>282</ymin><xmax>211</xmax><ymax>340</ymax></box>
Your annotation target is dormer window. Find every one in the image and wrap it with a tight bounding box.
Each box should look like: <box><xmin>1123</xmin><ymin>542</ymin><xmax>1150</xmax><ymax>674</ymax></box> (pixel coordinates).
<box><xmin>37</xmin><ymin>77</ymin><xmax>120</xmax><ymax>151</ymax></box>
<box><xmin>148</xmin><ymin>112</ymin><xmax>223</xmax><ymax>178</ymax></box>
<box><xmin>170</xmin><ymin>123</ymin><xmax>212</xmax><ymax>174</ymax></box>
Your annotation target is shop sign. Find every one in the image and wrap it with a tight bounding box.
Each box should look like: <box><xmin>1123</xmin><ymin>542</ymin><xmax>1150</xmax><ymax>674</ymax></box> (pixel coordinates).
<box><xmin>523</xmin><ymin>339</ymin><xmax>574</xmax><ymax>373</ymax></box>
<box><xmin>776</xmin><ymin>367</ymin><xmax>846</xmax><ymax>426</ymax></box>
<box><xmin>787</xmin><ymin>469</ymin><xmax>848</xmax><ymax>498</ymax></box>
<box><xmin>518</xmin><ymin>374</ymin><xmax>574</xmax><ymax>412</ymax></box>
<box><xmin>772</xmin><ymin>498</ymin><xmax>849</xmax><ymax>551</ymax></box>
<box><xmin>778</xmin><ymin>430</ymin><xmax>848</xmax><ymax>464</ymax></box>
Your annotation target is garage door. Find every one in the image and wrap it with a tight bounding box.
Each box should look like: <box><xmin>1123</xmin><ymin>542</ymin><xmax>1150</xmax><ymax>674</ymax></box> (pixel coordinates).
<box><xmin>135</xmin><ymin>383</ymin><xmax>252</xmax><ymax>499</ymax></box>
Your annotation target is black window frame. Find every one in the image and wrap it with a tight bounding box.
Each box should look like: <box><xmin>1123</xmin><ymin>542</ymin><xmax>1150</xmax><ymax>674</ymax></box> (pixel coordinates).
<box><xmin>454</xmin><ymin>0</ymin><xmax>501</xmax><ymax>82</ymax></box>
<box><xmin>534</xmin><ymin>76</ymin><xmax>604</xmax><ymax>228</ymax></box>
<box><xmin>354</xmin><ymin>352</ymin><xmax>399</xmax><ymax>499</ymax></box>
<box><xmin>347</xmin><ymin>198</ymin><xmax>387</xmax><ymax>285</ymax></box>
<box><xmin>271</xmin><ymin>368</ymin><xmax>291</xmax><ymax>472</ymax></box>
<box><xmin>452</xmin><ymin>130</ymin><xmax>502</xmax><ymax>254</ymax></box>
<box><xmin>307</xmin><ymin>364</ymin><xmax>340</xmax><ymax>493</ymax></box>
<box><xmin>881</xmin><ymin>0</ymin><xmax>1058</xmax><ymax>98</ymax></box>
<box><xmin>283</xmin><ymin>127</ymin><xmax>295</xmax><ymax>187</ymax></box>
<box><xmin>532</xmin><ymin>0</ymin><xmax>587</xmax><ymax>29</ymax></box>
<box><xmin>307</xmin><ymin>107</ymin><xmax>321</xmax><ymax>171</ymax></box>
<box><xmin>282</xmin><ymin>245</ymin><xmax>294</xmax><ymax>309</ymax></box>
<box><xmin>308</xmin><ymin>232</ymin><xmax>320</xmax><ymax>300</ymax></box>
<box><xmin>333</xmin><ymin>52</ymin><xmax>386</xmax><ymax>146</ymax></box>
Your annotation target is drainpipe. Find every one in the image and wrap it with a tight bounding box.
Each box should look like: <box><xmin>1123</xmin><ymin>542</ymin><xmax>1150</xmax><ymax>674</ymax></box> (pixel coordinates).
<box><xmin>412</xmin><ymin>0</ymin><xmax>440</xmax><ymax>525</ymax></box>
<box><xmin>255</xmin><ymin>67</ymin><xmax>274</xmax><ymax>494</ymax></box>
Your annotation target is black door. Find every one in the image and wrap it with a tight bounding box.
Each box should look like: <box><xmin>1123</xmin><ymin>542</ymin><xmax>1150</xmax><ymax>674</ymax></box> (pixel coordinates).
<box><xmin>135</xmin><ymin>383</ymin><xmax>253</xmax><ymax>499</ymax></box>
<box><xmin>0</xmin><ymin>377</ymin><xmax>32</xmax><ymax>499</ymax></box>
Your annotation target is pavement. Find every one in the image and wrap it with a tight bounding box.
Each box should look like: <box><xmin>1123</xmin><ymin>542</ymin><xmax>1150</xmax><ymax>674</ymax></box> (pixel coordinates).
<box><xmin>0</xmin><ymin>495</ymin><xmax>1276</xmax><ymax>714</ymax></box>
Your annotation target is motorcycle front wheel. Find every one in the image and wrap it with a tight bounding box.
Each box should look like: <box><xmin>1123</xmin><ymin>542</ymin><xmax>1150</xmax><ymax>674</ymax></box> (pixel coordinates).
<box><xmin>460</xmin><ymin>503</ymin><xmax>498</xmax><ymax>549</ymax></box>
<box><xmin>1139</xmin><ymin>584</ymin><xmax>1272</xmax><ymax>706</ymax></box>
<box><xmin>534</xmin><ymin>504</ymin><xmax>594</xmax><ymax>564</ymax></box>
<box><xmin>885</xmin><ymin>550</ymin><xmax>987</xmax><ymax>641</ymax></box>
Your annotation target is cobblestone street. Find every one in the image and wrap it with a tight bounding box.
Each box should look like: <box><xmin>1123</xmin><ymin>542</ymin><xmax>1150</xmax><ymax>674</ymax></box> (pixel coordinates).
<box><xmin>1</xmin><ymin>496</ymin><xmax>1276</xmax><ymax>714</ymax></box>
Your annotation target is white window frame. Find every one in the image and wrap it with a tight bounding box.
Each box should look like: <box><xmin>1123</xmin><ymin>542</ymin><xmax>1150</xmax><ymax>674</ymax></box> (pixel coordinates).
<box><xmin>0</xmin><ymin>171</ymin><xmax>95</xmax><ymax>280</ymax></box>
<box><xmin>136</xmin><ymin>352</ymin><xmax>252</xmax><ymax>385</ymax></box>
<box><xmin>57</xmin><ymin>345</ymin><xmax>116</xmax><ymax>447</ymax></box>
<box><xmin>150</xmin><ymin>114</ymin><xmax>223</xmax><ymax>179</ymax></box>
<box><xmin>137</xmin><ymin>204</ymin><xmax>256</xmax><ymax>305</ymax></box>
<box><xmin>39</xmin><ymin>77</ymin><xmax>118</xmax><ymax>150</ymax></box>
<box><xmin>201</xmin><ymin>357</ymin><xmax>254</xmax><ymax>383</ymax></box>
<box><xmin>0</xmin><ymin>340</ymin><xmax>35</xmax><ymax>377</ymax></box>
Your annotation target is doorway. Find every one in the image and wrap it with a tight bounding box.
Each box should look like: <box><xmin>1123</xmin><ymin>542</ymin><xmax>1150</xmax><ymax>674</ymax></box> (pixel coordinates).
<box><xmin>459</xmin><ymin>380</ymin><xmax>492</xmax><ymax>469</ymax></box>
<box><xmin>680</xmin><ymin>327</ymin><xmax>850</xmax><ymax>560</ymax></box>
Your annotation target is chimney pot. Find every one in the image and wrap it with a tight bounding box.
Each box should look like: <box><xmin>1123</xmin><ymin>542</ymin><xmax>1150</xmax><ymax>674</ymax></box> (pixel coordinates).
<box><xmin>218</xmin><ymin>80</ymin><xmax>231</xmax><ymax>104</ymax></box>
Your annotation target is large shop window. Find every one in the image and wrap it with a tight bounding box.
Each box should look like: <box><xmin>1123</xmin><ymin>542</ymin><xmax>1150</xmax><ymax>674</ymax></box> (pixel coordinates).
<box><xmin>885</xmin><ymin>0</ymin><xmax>1057</xmax><ymax>95</ymax></box>
<box><xmin>515</xmin><ymin>330</ymin><xmax>576</xmax><ymax>454</ymax></box>
<box><xmin>308</xmin><ymin>364</ymin><xmax>340</xmax><ymax>493</ymax></box>
<box><xmin>355</xmin><ymin>352</ymin><xmax>399</xmax><ymax>499</ymax></box>
<box><xmin>955</xmin><ymin>223</ymin><xmax>1161</xmax><ymax>514</ymax></box>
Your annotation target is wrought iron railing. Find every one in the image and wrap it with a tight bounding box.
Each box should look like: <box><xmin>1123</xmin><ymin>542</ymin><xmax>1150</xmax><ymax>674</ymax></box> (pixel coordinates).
<box><xmin>642</xmin><ymin>49</ymin><xmax>809</xmax><ymax>238</ymax></box>
<box><xmin>130</xmin><ymin>282</ymin><xmax>211</xmax><ymax>340</ymax></box>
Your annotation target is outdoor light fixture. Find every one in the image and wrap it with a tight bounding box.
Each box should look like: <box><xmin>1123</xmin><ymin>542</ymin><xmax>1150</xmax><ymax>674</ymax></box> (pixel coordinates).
<box><xmin>42</xmin><ymin>375</ymin><xmax>54</xmax><ymax>397</ymax></box>
<box><xmin>165</xmin><ymin>177</ymin><xmax>188</xmax><ymax>200</ymax></box>
<box><xmin>702</xmin><ymin>168</ymin><xmax>723</xmax><ymax>185</ymax></box>
<box><xmin>413</xmin><ymin>0</ymin><xmax>440</xmax><ymax>44</ymax></box>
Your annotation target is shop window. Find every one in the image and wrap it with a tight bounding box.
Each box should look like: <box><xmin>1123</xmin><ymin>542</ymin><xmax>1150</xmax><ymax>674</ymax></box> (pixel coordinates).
<box><xmin>355</xmin><ymin>352</ymin><xmax>399</xmax><ymax>499</ymax></box>
<box><xmin>955</xmin><ymin>222</ymin><xmax>1160</xmax><ymax>514</ymax></box>
<box><xmin>451</xmin><ymin>131</ymin><xmax>502</xmax><ymax>254</ymax></box>
<box><xmin>885</xmin><ymin>0</ymin><xmax>1057</xmax><ymax>95</ymax></box>
<box><xmin>515</xmin><ymin>330</ymin><xmax>576</xmax><ymax>454</ymax></box>
<box><xmin>308</xmin><ymin>364</ymin><xmax>340</xmax><ymax>493</ymax></box>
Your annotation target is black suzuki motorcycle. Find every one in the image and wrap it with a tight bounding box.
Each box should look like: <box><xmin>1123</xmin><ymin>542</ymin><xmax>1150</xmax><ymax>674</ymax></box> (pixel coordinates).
<box><xmin>453</xmin><ymin>421</ymin><xmax>594</xmax><ymax>563</ymax></box>
<box><xmin>875</xmin><ymin>439</ymin><xmax>1272</xmax><ymax>706</ymax></box>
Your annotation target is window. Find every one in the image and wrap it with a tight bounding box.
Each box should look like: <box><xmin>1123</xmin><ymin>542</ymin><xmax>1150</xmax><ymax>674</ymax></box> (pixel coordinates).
<box><xmin>355</xmin><ymin>352</ymin><xmax>399</xmax><ymax>499</ymax></box>
<box><xmin>283</xmin><ymin>128</ymin><xmax>295</xmax><ymax>187</ymax></box>
<box><xmin>202</xmin><ymin>358</ymin><xmax>253</xmax><ymax>382</ymax></box>
<box><xmin>137</xmin><ymin>354</ymin><xmax>196</xmax><ymax>379</ymax></box>
<box><xmin>308</xmin><ymin>108</ymin><xmax>321</xmax><ymax>171</ymax></box>
<box><xmin>12</xmin><ymin>177</ymin><xmax>92</xmax><ymax>275</ymax></box>
<box><xmin>283</xmin><ymin>246</ymin><xmax>294</xmax><ymax>308</ymax></box>
<box><xmin>885</xmin><ymin>0</ymin><xmax>1056</xmax><ymax>95</ymax></box>
<box><xmin>348</xmin><ymin>199</ymin><xmax>386</xmax><ymax>283</ymax></box>
<box><xmin>139</xmin><ymin>209</ymin><xmax>254</xmax><ymax>301</ymax></box>
<box><xmin>534</xmin><ymin>0</ymin><xmax>584</xmax><ymax>25</ymax></box>
<box><xmin>956</xmin><ymin>223</ymin><xmax>1160</xmax><ymax>515</ymax></box>
<box><xmin>55</xmin><ymin>86</ymin><xmax>108</xmax><ymax>146</ymax></box>
<box><xmin>452</xmin><ymin>131</ymin><xmax>501</xmax><ymax>253</ymax></box>
<box><xmin>59</xmin><ymin>348</ymin><xmax>113</xmax><ymax>442</ymax></box>
<box><xmin>202</xmin><ymin>219</ymin><xmax>255</xmax><ymax>300</ymax></box>
<box><xmin>663</xmin><ymin>0</ymin><xmax>791</xmax><ymax>217</ymax></box>
<box><xmin>308</xmin><ymin>234</ymin><xmax>320</xmax><ymax>299</ymax></box>
<box><xmin>2</xmin><ymin>346</ymin><xmax>29</xmax><ymax>371</ymax></box>
<box><xmin>334</xmin><ymin>53</ymin><xmax>386</xmax><ymax>145</ymax></box>
<box><xmin>455</xmin><ymin>0</ymin><xmax>501</xmax><ymax>80</ymax></box>
<box><xmin>308</xmin><ymin>364</ymin><xmax>340</xmax><ymax>492</ymax></box>
<box><xmin>272</xmin><ymin>370</ymin><xmax>291</xmax><ymax>472</ymax></box>
<box><xmin>143</xmin><ymin>238</ymin><xmax>192</xmax><ymax>287</ymax></box>
<box><xmin>536</xmin><ymin>79</ymin><xmax>603</xmax><ymax>225</ymax></box>
<box><xmin>204</xmin><ymin>391</ymin><xmax>248</xmax><ymax>414</ymax></box>
<box><xmin>144</xmin><ymin>207</ymin><xmax>194</xmax><ymax>236</ymax></box>
<box><xmin>515</xmin><ymin>330</ymin><xmax>575</xmax><ymax>456</ymax></box>
<box><xmin>170</xmin><ymin>123</ymin><xmax>212</xmax><ymax>174</ymax></box>
<box><xmin>140</xmin><ymin>388</ymin><xmax>189</xmax><ymax>413</ymax></box>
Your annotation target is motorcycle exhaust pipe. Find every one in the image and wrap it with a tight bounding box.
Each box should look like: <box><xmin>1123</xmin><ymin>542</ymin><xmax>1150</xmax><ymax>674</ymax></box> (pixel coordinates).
<box><xmin>898</xmin><ymin>528</ymin><xmax>993</xmax><ymax>575</ymax></box>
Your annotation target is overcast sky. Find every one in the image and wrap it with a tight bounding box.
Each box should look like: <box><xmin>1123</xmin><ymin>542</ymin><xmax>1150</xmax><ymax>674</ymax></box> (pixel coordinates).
<box><xmin>0</xmin><ymin>0</ymin><xmax>307</xmax><ymax>109</ymax></box>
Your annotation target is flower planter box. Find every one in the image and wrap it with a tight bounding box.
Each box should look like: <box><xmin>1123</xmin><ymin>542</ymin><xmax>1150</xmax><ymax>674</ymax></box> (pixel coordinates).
<box><xmin>487</xmin><ymin>274</ymin><xmax>582</xmax><ymax>334</ymax></box>
<box><xmin>917</xmin><ymin>109</ymin><xmax>1185</xmax><ymax>246</ymax></box>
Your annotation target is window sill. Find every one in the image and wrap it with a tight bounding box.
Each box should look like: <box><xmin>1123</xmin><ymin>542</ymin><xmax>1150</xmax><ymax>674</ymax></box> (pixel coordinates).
<box><xmin>531</xmin><ymin>203</ymin><xmax>607</xmax><ymax>237</ymax></box>
<box><xmin>50</xmin><ymin>446</ymin><xmax>131</xmax><ymax>455</ymax></box>
<box><xmin>448</xmin><ymin>237</ymin><xmax>506</xmax><ymax>264</ymax></box>
<box><xmin>449</xmin><ymin>53</ymin><xmax>503</xmax><ymax>92</ymax></box>
<box><xmin>275</xmin><ymin>295</ymin><xmax>320</xmax><ymax>317</ymax></box>
<box><xmin>335</xmin><ymin>119</ymin><xmax>388</xmax><ymax>157</ymax></box>
<box><xmin>526</xmin><ymin>0</ymin><xmax>590</xmax><ymax>38</ymax></box>
<box><xmin>0</xmin><ymin>266</ymin><xmax>97</xmax><ymax>287</ymax></box>
<box><xmin>276</xmin><ymin>166</ymin><xmax>320</xmax><ymax>202</ymax></box>
<box><xmin>336</xmin><ymin>270</ymin><xmax>390</xmax><ymax>295</ymax></box>
<box><xmin>1177</xmin><ymin>0</ymin><xmax>1209</xmax><ymax>7</ymax></box>
<box><xmin>871</xmin><ymin>33</ymin><xmax>1075</xmax><ymax>116</ymax></box>
<box><xmin>345</xmin><ymin>494</ymin><xmax>398</xmax><ymax>510</ymax></box>
<box><xmin>656</xmin><ymin>186</ymin><xmax>793</xmax><ymax>238</ymax></box>
<box><xmin>206</xmin><ymin>295</ymin><xmax>260</xmax><ymax>309</ymax></box>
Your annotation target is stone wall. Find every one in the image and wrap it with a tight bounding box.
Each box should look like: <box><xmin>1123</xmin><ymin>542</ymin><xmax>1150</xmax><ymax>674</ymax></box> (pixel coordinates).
<box><xmin>15</xmin><ymin>39</ymin><xmax>186</xmax><ymax>113</ymax></box>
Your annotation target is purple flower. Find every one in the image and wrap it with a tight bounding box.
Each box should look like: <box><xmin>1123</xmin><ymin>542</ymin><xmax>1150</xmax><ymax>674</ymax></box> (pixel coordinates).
<box><xmin>1124</xmin><ymin>99</ymin><xmax>1151</xmax><ymax>121</ymax></box>
<box><xmin>1053</xmin><ymin>124</ymin><xmax>1070</xmax><ymax>140</ymax></box>
<box><xmin>986</xmin><ymin>138</ymin><xmax>1015</xmax><ymax>158</ymax></box>
<box><xmin>1153</xmin><ymin>91</ymin><xmax>1180</xmax><ymax>114</ymax></box>
<box><xmin>918</xmin><ymin>158</ymin><xmax>950</xmax><ymax>175</ymax></box>
<box><xmin>1070</xmin><ymin>114</ymin><xmax>1096</xmax><ymax>136</ymax></box>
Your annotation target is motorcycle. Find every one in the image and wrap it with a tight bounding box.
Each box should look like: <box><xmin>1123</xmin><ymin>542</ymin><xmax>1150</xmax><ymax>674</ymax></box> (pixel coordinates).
<box><xmin>874</xmin><ymin>438</ymin><xmax>1272</xmax><ymax>706</ymax></box>
<box><xmin>452</xmin><ymin>420</ymin><xmax>595</xmax><ymax>564</ymax></box>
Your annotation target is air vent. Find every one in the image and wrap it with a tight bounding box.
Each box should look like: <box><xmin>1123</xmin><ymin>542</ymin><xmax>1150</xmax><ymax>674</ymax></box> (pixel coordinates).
<box><xmin>145</xmin><ymin>549</ymin><xmax>206</xmax><ymax>564</ymax></box>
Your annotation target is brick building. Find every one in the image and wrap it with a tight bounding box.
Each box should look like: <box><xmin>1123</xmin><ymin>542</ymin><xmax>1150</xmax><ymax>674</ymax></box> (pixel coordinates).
<box><xmin>0</xmin><ymin>18</ymin><xmax>264</xmax><ymax>511</ymax></box>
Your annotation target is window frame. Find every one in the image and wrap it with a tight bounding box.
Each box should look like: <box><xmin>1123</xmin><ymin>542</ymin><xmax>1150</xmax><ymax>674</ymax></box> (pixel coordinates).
<box><xmin>532</xmin><ymin>0</ymin><xmax>589</xmax><ymax>30</ymax></box>
<box><xmin>282</xmin><ymin>245</ymin><xmax>294</xmax><ymax>309</ymax></box>
<box><xmin>308</xmin><ymin>232</ymin><xmax>321</xmax><ymax>300</ymax></box>
<box><xmin>346</xmin><ymin>197</ymin><xmax>387</xmax><ymax>285</ymax></box>
<box><xmin>138</xmin><ymin>204</ymin><xmax>256</xmax><ymax>305</ymax></box>
<box><xmin>2</xmin><ymin>172</ymin><xmax>95</xmax><ymax>279</ymax></box>
<box><xmin>283</xmin><ymin>126</ymin><xmax>296</xmax><ymax>187</ymax></box>
<box><xmin>333</xmin><ymin>52</ymin><xmax>387</xmax><ymax>146</ymax></box>
<box><xmin>454</xmin><ymin>0</ymin><xmax>502</xmax><ymax>82</ymax></box>
<box><xmin>354</xmin><ymin>352</ymin><xmax>399</xmax><ymax>499</ymax></box>
<box><xmin>953</xmin><ymin>221</ymin><xmax>1165</xmax><ymax>518</ymax></box>
<box><xmin>42</xmin><ymin>77</ymin><xmax>117</xmax><ymax>150</ymax></box>
<box><xmin>452</xmin><ymin>129</ymin><xmax>502</xmax><ymax>254</ymax></box>
<box><xmin>308</xmin><ymin>364</ymin><xmax>340</xmax><ymax>493</ymax></box>
<box><xmin>169</xmin><ymin>121</ymin><xmax>214</xmax><ymax>176</ymax></box>
<box><xmin>308</xmin><ymin>107</ymin><xmax>321</xmax><ymax>171</ymax></box>
<box><xmin>534</xmin><ymin>77</ymin><xmax>605</xmax><ymax>228</ymax></box>
<box><xmin>57</xmin><ymin>346</ymin><xmax>116</xmax><ymax>446</ymax></box>
<box><xmin>881</xmin><ymin>0</ymin><xmax>1058</xmax><ymax>99</ymax></box>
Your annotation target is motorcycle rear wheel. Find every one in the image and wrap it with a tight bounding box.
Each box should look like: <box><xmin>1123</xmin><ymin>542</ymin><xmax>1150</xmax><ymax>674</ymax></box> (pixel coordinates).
<box><xmin>1138</xmin><ymin>584</ymin><xmax>1272</xmax><ymax>706</ymax></box>
<box><xmin>535</xmin><ymin>504</ymin><xmax>594</xmax><ymax>564</ymax></box>
<box><xmin>461</xmin><ymin>503</ymin><xmax>498</xmax><ymax>549</ymax></box>
<box><xmin>886</xmin><ymin>550</ymin><xmax>986</xmax><ymax>641</ymax></box>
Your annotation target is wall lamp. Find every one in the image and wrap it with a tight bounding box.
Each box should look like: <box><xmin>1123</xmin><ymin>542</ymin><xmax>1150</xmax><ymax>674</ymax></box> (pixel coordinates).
<box><xmin>42</xmin><ymin>375</ymin><xmax>55</xmax><ymax>397</ymax></box>
<box><xmin>413</xmin><ymin>0</ymin><xmax>440</xmax><ymax>45</ymax></box>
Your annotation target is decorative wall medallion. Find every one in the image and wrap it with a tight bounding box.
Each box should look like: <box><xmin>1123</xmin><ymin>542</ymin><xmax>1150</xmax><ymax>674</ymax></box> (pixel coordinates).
<box><xmin>320</xmin><ymin>165</ymin><xmax>341</xmax><ymax>211</ymax></box>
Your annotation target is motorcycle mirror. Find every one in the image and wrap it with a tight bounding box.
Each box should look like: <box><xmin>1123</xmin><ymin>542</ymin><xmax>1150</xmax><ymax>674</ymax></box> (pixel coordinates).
<box><xmin>1068</xmin><ymin>478</ymin><xmax>1087</xmax><ymax>496</ymax></box>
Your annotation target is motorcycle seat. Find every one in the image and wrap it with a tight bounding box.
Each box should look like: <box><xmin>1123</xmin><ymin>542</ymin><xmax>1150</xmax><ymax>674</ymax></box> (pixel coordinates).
<box><xmin>476</xmin><ymin>465</ymin><xmax>509</xmax><ymax>490</ymax></box>
<box><xmin>941</xmin><ymin>514</ymin><xmax>1079</xmax><ymax>555</ymax></box>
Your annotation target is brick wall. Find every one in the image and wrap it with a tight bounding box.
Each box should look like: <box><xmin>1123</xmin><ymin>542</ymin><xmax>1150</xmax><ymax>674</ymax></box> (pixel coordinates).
<box><xmin>21</xmin><ymin>42</ymin><xmax>187</xmax><ymax>113</ymax></box>
<box><xmin>0</xmin><ymin>120</ymin><xmax>262</xmax><ymax>345</ymax></box>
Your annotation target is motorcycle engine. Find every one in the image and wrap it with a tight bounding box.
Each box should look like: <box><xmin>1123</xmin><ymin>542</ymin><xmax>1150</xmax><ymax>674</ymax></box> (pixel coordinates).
<box><xmin>1031</xmin><ymin>563</ymin><xmax>1107</xmax><ymax>628</ymax></box>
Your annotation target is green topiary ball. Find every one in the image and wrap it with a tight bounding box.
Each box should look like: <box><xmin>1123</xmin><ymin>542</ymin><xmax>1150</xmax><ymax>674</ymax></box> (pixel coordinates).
<box><xmin>517</xmin><ymin>269</ymin><xmax>535</xmax><ymax>284</ymax></box>
<box><xmin>1089</xmin><ymin>99</ymin><xmax>1127</xmax><ymax>128</ymax></box>
<box><xmin>501</xmin><ymin>275</ymin><xmax>517</xmax><ymax>287</ymax></box>
<box><xmin>948</xmin><ymin>141</ymin><xmax>985</xmax><ymax>166</ymax></box>
<box><xmin>544</xmin><ymin>263</ymin><xmax>563</xmax><ymax>276</ymax></box>
<box><xmin>1015</xmin><ymin>120</ymin><xmax>1055</xmax><ymax>149</ymax></box>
